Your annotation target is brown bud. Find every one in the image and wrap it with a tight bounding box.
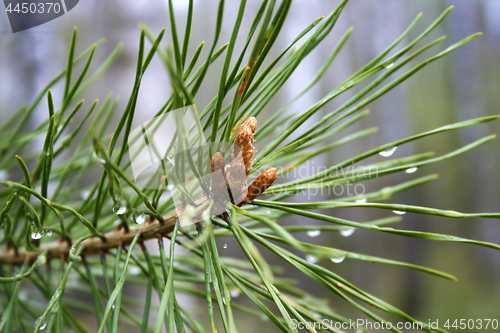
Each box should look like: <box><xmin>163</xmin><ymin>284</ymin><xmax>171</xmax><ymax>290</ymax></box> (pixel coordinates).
<box><xmin>243</xmin><ymin>117</ymin><xmax>257</xmax><ymax>134</ymax></box>
<box><xmin>234</xmin><ymin>123</ymin><xmax>253</xmax><ymax>147</ymax></box>
<box><xmin>234</xmin><ymin>117</ymin><xmax>257</xmax><ymax>174</ymax></box>
<box><xmin>211</xmin><ymin>152</ymin><xmax>225</xmax><ymax>172</ymax></box>
<box><xmin>241</xmin><ymin>167</ymin><xmax>277</xmax><ymax>205</ymax></box>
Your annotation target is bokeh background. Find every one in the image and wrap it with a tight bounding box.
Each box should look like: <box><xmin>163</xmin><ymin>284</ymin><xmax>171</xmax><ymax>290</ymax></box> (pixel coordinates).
<box><xmin>1</xmin><ymin>0</ymin><xmax>499</xmax><ymax>331</ymax></box>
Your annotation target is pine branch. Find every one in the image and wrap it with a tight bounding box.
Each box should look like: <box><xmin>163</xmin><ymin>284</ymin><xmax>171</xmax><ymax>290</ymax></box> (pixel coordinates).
<box><xmin>1</xmin><ymin>2</ymin><xmax>499</xmax><ymax>331</ymax></box>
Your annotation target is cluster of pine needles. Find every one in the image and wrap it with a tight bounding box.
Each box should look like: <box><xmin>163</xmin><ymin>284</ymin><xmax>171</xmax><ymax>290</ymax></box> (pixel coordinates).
<box><xmin>0</xmin><ymin>1</ymin><xmax>499</xmax><ymax>332</ymax></box>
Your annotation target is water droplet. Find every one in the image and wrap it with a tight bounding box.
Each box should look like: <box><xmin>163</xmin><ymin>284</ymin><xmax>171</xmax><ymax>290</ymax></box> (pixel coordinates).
<box><xmin>306</xmin><ymin>255</ymin><xmax>318</xmax><ymax>264</ymax></box>
<box><xmin>135</xmin><ymin>214</ymin><xmax>147</xmax><ymax>225</ymax></box>
<box><xmin>266</xmin><ymin>210</ymin><xmax>272</xmax><ymax>215</ymax></box>
<box><xmin>128</xmin><ymin>266</ymin><xmax>141</xmax><ymax>275</ymax></box>
<box><xmin>34</xmin><ymin>317</ymin><xmax>47</xmax><ymax>330</ymax></box>
<box><xmin>340</xmin><ymin>228</ymin><xmax>355</xmax><ymax>237</ymax></box>
<box><xmin>261</xmin><ymin>316</ymin><xmax>269</xmax><ymax>322</ymax></box>
<box><xmin>113</xmin><ymin>202</ymin><xmax>127</xmax><ymax>215</ymax></box>
<box><xmin>45</xmin><ymin>231</ymin><xmax>52</xmax><ymax>237</ymax></box>
<box><xmin>99</xmin><ymin>158</ymin><xmax>106</xmax><ymax>165</ymax></box>
<box><xmin>81</xmin><ymin>190</ymin><xmax>90</xmax><ymax>200</ymax></box>
<box><xmin>223</xmin><ymin>244</ymin><xmax>228</xmax><ymax>249</ymax></box>
<box><xmin>393</xmin><ymin>210</ymin><xmax>406</xmax><ymax>215</ymax></box>
<box><xmin>31</xmin><ymin>232</ymin><xmax>43</xmax><ymax>240</ymax></box>
<box><xmin>405</xmin><ymin>167</ymin><xmax>418</xmax><ymax>174</ymax></box>
<box><xmin>331</xmin><ymin>255</ymin><xmax>345</xmax><ymax>264</ymax></box>
<box><xmin>167</xmin><ymin>184</ymin><xmax>174</xmax><ymax>191</ymax></box>
<box><xmin>355</xmin><ymin>198</ymin><xmax>367</xmax><ymax>204</ymax></box>
<box><xmin>230</xmin><ymin>289</ymin><xmax>240</xmax><ymax>298</ymax></box>
<box><xmin>37</xmin><ymin>255</ymin><xmax>47</xmax><ymax>265</ymax></box>
<box><xmin>379</xmin><ymin>146</ymin><xmax>397</xmax><ymax>157</ymax></box>
<box><xmin>385</xmin><ymin>63</ymin><xmax>395</xmax><ymax>69</ymax></box>
<box><xmin>307</xmin><ymin>230</ymin><xmax>321</xmax><ymax>237</ymax></box>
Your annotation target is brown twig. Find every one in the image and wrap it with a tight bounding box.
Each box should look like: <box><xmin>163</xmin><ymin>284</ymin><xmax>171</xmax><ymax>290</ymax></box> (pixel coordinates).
<box><xmin>0</xmin><ymin>212</ymin><xmax>179</xmax><ymax>266</ymax></box>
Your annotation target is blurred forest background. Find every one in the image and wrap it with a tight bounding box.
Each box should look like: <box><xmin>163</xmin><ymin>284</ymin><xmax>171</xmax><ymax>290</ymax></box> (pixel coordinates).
<box><xmin>1</xmin><ymin>0</ymin><xmax>499</xmax><ymax>331</ymax></box>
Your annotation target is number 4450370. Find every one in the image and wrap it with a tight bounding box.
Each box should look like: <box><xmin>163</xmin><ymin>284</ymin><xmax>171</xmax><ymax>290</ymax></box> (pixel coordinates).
<box><xmin>444</xmin><ymin>319</ymin><xmax>499</xmax><ymax>330</ymax></box>
<box><xmin>5</xmin><ymin>2</ymin><xmax>62</xmax><ymax>14</ymax></box>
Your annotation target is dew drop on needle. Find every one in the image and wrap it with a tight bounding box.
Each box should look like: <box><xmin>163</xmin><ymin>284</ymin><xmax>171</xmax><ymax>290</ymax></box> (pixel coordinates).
<box><xmin>405</xmin><ymin>167</ymin><xmax>418</xmax><ymax>174</ymax></box>
<box><xmin>379</xmin><ymin>146</ymin><xmax>397</xmax><ymax>157</ymax></box>
<box><xmin>306</xmin><ymin>255</ymin><xmax>318</xmax><ymax>264</ymax></box>
<box><xmin>331</xmin><ymin>255</ymin><xmax>345</xmax><ymax>263</ymax></box>
<box><xmin>307</xmin><ymin>230</ymin><xmax>321</xmax><ymax>237</ymax></box>
<box><xmin>340</xmin><ymin>228</ymin><xmax>355</xmax><ymax>237</ymax></box>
